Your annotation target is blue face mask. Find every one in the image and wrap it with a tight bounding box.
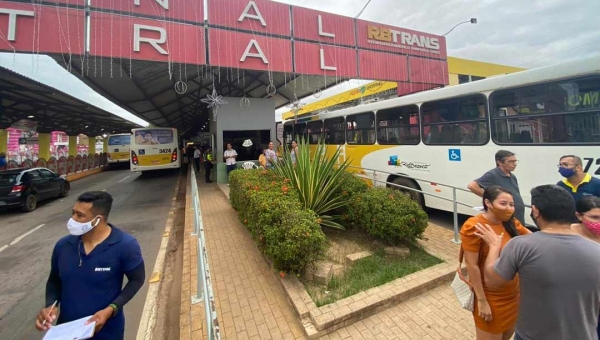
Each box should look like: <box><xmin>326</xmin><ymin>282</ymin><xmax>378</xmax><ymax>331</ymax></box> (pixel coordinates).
<box><xmin>558</xmin><ymin>167</ymin><xmax>576</xmax><ymax>178</ymax></box>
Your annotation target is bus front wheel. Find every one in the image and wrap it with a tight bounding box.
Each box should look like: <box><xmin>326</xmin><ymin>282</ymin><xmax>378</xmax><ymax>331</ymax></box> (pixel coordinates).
<box><xmin>392</xmin><ymin>177</ymin><xmax>424</xmax><ymax>208</ymax></box>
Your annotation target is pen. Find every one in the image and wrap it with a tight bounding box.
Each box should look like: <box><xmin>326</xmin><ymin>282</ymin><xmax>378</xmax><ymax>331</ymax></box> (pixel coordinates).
<box><xmin>42</xmin><ymin>300</ymin><xmax>57</xmax><ymax>327</ymax></box>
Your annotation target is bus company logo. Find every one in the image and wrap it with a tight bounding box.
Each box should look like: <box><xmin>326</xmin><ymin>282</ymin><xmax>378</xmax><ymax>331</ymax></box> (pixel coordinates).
<box><xmin>388</xmin><ymin>155</ymin><xmax>431</xmax><ymax>172</ymax></box>
<box><xmin>367</xmin><ymin>25</ymin><xmax>441</xmax><ymax>54</ymax></box>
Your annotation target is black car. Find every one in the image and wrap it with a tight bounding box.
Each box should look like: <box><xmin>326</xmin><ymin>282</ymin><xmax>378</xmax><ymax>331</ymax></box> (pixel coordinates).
<box><xmin>0</xmin><ymin>167</ymin><xmax>70</xmax><ymax>212</ymax></box>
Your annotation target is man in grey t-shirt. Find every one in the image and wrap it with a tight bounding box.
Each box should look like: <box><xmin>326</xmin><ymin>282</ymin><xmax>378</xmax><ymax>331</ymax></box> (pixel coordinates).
<box><xmin>468</xmin><ymin>150</ymin><xmax>526</xmax><ymax>225</ymax></box>
<box><xmin>475</xmin><ymin>185</ymin><xmax>600</xmax><ymax>340</ymax></box>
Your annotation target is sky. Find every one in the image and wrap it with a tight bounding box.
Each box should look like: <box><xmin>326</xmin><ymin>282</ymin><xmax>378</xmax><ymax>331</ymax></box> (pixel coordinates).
<box><xmin>1</xmin><ymin>0</ymin><xmax>599</xmax><ymax>126</ymax></box>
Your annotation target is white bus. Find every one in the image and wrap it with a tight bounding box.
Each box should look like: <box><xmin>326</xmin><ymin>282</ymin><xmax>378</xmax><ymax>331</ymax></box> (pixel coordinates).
<box><xmin>107</xmin><ymin>134</ymin><xmax>131</xmax><ymax>165</ymax></box>
<box><xmin>130</xmin><ymin>127</ymin><xmax>181</xmax><ymax>172</ymax></box>
<box><xmin>283</xmin><ymin>56</ymin><xmax>600</xmax><ymax>225</ymax></box>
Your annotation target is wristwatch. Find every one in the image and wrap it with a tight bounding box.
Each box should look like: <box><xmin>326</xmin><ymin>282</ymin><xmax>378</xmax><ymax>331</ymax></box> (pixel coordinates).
<box><xmin>108</xmin><ymin>303</ymin><xmax>119</xmax><ymax>317</ymax></box>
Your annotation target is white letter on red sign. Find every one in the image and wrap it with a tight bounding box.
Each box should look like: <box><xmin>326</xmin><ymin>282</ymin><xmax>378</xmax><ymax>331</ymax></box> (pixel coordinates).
<box><xmin>240</xmin><ymin>39</ymin><xmax>269</xmax><ymax>64</ymax></box>
<box><xmin>134</xmin><ymin>0</ymin><xmax>168</xmax><ymax>10</ymax></box>
<box><xmin>318</xmin><ymin>15</ymin><xmax>334</xmax><ymax>38</ymax></box>
<box><xmin>238</xmin><ymin>1</ymin><xmax>266</xmax><ymax>26</ymax></box>
<box><xmin>133</xmin><ymin>24</ymin><xmax>168</xmax><ymax>55</ymax></box>
<box><xmin>0</xmin><ymin>8</ymin><xmax>35</xmax><ymax>41</ymax></box>
<box><xmin>320</xmin><ymin>49</ymin><xmax>336</xmax><ymax>71</ymax></box>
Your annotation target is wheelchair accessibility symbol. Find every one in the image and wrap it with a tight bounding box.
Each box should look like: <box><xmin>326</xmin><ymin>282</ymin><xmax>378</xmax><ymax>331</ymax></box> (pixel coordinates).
<box><xmin>449</xmin><ymin>149</ymin><xmax>461</xmax><ymax>162</ymax></box>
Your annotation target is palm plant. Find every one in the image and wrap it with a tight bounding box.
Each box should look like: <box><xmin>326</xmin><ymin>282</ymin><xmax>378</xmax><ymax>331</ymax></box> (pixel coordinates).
<box><xmin>273</xmin><ymin>137</ymin><xmax>350</xmax><ymax>230</ymax></box>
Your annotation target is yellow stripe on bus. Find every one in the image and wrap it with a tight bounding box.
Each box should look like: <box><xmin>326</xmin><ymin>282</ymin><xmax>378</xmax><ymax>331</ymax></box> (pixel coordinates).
<box><xmin>137</xmin><ymin>154</ymin><xmax>173</xmax><ymax>166</ymax></box>
<box><xmin>109</xmin><ymin>152</ymin><xmax>130</xmax><ymax>160</ymax></box>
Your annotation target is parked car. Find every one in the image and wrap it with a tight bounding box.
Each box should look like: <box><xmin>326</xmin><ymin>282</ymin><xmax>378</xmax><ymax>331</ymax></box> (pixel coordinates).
<box><xmin>0</xmin><ymin>167</ymin><xmax>70</xmax><ymax>212</ymax></box>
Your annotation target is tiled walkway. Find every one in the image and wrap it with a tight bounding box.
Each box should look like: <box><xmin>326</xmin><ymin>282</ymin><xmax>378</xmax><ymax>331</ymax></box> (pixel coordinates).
<box><xmin>180</xmin><ymin>176</ymin><xmax>479</xmax><ymax>340</ymax></box>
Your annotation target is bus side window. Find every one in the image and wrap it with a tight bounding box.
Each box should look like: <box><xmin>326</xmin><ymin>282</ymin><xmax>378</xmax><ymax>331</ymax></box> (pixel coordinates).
<box><xmin>324</xmin><ymin>117</ymin><xmax>345</xmax><ymax>145</ymax></box>
<box><xmin>346</xmin><ymin>112</ymin><xmax>375</xmax><ymax>145</ymax></box>
<box><xmin>421</xmin><ymin>94</ymin><xmax>489</xmax><ymax>145</ymax></box>
<box><xmin>490</xmin><ymin>76</ymin><xmax>600</xmax><ymax>145</ymax></box>
<box><xmin>376</xmin><ymin>105</ymin><xmax>420</xmax><ymax>145</ymax></box>
<box><xmin>307</xmin><ymin>121</ymin><xmax>323</xmax><ymax>144</ymax></box>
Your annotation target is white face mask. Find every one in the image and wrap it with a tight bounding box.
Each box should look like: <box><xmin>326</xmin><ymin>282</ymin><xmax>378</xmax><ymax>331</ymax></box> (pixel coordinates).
<box><xmin>67</xmin><ymin>216</ymin><xmax>101</xmax><ymax>236</ymax></box>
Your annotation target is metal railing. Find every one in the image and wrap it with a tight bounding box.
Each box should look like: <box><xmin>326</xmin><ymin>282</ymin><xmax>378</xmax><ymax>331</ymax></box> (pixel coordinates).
<box><xmin>189</xmin><ymin>165</ymin><xmax>221</xmax><ymax>340</ymax></box>
<box><xmin>347</xmin><ymin>165</ymin><xmax>482</xmax><ymax>244</ymax></box>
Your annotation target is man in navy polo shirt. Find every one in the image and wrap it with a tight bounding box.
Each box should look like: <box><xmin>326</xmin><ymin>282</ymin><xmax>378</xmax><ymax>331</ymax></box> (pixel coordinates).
<box><xmin>35</xmin><ymin>191</ymin><xmax>145</xmax><ymax>340</ymax></box>
<box><xmin>557</xmin><ymin>155</ymin><xmax>600</xmax><ymax>202</ymax></box>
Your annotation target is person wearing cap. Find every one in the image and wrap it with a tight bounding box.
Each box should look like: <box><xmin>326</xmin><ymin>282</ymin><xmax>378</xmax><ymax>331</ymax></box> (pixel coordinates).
<box><xmin>35</xmin><ymin>191</ymin><xmax>145</xmax><ymax>340</ymax></box>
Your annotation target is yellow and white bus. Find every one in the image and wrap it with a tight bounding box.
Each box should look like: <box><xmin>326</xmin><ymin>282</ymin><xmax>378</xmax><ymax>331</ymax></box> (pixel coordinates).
<box><xmin>107</xmin><ymin>134</ymin><xmax>131</xmax><ymax>165</ymax></box>
<box><xmin>130</xmin><ymin>127</ymin><xmax>180</xmax><ymax>172</ymax></box>
<box><xmin>283</xmin><ymin>56</ymin><xmax>600</xmax><ymax>225</ymax></box>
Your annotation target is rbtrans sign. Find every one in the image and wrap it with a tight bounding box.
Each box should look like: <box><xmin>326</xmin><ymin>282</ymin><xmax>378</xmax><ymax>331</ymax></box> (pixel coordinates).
<box><xmin>0</xmin><ymin>0</ymin><xmax>448</xmax><ymax>84</ymax></box>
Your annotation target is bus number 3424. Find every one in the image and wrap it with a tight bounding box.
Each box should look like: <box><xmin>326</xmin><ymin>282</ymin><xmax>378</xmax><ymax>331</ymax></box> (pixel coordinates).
<box><xmin>159</xmin><ymin>149</ymin><xmax>172</xmax><ymax>154</ymax></box>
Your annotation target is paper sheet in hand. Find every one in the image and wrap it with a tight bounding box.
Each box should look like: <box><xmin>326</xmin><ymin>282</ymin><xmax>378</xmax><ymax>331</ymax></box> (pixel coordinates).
<box><xmin>42</xmin><ymin>316</ymin><xmax>95</xmax><ymax>340</ymax></box>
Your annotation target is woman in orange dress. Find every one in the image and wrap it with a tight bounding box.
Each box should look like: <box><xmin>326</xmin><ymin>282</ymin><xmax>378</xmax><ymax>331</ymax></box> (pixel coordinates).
<box><xmin>460</xmin><ymin>185</ymin><xmax>531</xmax><ymax>340</ymax></box>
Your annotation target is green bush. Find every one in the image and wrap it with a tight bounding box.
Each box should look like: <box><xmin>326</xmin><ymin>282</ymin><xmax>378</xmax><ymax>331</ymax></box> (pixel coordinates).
<box><xmin>347</xmin><ymin>187</ymin><xmax>428</xmax><ymax>244</ymax></box>
<box><xmin>264</xmin><ymin>209</ymin><xmax>327</xmax><ymax>274</ymax></box>
<box><xmin>334</xmin><ymin>171</ymin><xmax>370</xmax><ymax>226</ymax></box>
<box><xmin>228</xmin><ymin>169</ymin><xmax>327</xmax><ymax>273</ymax></box>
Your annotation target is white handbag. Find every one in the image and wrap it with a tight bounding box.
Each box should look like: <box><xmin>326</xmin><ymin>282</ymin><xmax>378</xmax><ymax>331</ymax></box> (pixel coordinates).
<box><xmin>451</xmin><ymin>247</ymin><xmax>477</xmax><ymax>312</ymax></box>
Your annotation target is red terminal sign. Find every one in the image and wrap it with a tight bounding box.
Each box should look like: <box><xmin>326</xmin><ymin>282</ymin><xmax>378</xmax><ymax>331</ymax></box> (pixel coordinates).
<box><xmin>0</xmin><ymin>0</ymin><xmax>448</xmax><ymax>85</ymax></box>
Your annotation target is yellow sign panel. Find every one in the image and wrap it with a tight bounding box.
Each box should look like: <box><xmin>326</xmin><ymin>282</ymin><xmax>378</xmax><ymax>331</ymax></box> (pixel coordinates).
<box><xmin>282</xmin><ymin>81</ymin><xmax>398</xmax><ymax>120</ymax></box>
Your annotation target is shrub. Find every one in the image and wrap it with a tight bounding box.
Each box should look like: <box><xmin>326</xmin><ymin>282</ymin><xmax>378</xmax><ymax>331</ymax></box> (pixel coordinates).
<box><xmin>333</xmin><ymin>171</ymin><xmax>370</xmax><ymax>226</ymax></box>
<box><xmin>348</xmin><ymin>187</ymin><xmax>428</xmax><ymax>244</ymax></box>
<box><xmin>228</xmin><ymin>169</ymin><xmax>327</xmax><ymax>273</ymax></box>
<box><xmin>264</xmin><ymin>209</ymin><xmax>327</xmax><ymax>274</ymax></box>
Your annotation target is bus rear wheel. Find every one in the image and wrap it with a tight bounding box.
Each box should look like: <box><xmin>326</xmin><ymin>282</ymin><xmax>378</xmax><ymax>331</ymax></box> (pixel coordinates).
<box><xmin>391</xmin><ymin>177</ymin><xmax>424</xmax><ymax>208</ymax></box>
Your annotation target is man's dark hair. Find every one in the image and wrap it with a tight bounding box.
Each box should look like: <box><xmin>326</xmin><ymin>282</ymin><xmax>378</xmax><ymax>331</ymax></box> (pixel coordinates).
<box><xmin>77</xmin><ymin>191</ymin><xmax>113</xmax><ymax>219</ymax></box>
<box><xmin>495</xmin><ymin>150</ymin><xmax>515</xmax><ymax>165</ymax></box>
<box><xmin>560</xmin><ymin>155</ymin><xmax>583</xmax><ymax>166</ymax></box>
<box><xmin>530</xmin><ymin>185</ymin><xmax>576</xmax><ymax>224</ymax></box>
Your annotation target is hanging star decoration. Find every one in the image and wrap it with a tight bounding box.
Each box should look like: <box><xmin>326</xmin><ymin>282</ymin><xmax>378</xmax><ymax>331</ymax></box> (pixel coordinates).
<box><xmin>288</xmin><ymin>96</ymin><xmax>305</xmax><ymax>119</ymax></box>
<box><xmin>201</xmin><ymin>87</ymin><xmax>228</xmax><ymax>121</ymax></box>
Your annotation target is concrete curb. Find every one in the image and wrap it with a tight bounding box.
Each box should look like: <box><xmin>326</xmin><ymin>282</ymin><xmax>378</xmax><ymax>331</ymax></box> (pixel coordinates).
<box><xmin>65</xmin><ymin>167</ymin><xmax>105</xmax><ymax>182</ymax></box>
<box><xmin>135</xmin><ymin>172</ymin><xmax>182</xmax><ymax>340</ymax></box>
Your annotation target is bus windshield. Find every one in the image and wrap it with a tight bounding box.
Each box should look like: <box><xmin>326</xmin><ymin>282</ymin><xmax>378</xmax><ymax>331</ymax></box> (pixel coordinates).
<box><xmin>108</xmin><ymin>135</ymin><xmax>131</xmax><ymax>146</ymax></box>
<box><xmin>133</xmin><ymin>129</ymin><xmax>174</xmax><ymax>145</ymax></box>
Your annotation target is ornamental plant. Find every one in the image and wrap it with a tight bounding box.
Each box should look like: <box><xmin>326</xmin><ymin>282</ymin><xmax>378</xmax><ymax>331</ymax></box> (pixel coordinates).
<box><xmin>273</xmin><ymin>138</ymin><xmax>350</xmax><ymax>230</ymax></box>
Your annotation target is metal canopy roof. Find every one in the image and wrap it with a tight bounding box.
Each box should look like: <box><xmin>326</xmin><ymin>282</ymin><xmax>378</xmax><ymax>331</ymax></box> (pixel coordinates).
<box><xmin>56</xmin><ymin>57</ymin><xmax>348</xmax><ymax>138</ymax></box>
<box><xmin>0</xmin><ymin>64</ymin><xmax>140</xmax><ymax>137</ymax></box>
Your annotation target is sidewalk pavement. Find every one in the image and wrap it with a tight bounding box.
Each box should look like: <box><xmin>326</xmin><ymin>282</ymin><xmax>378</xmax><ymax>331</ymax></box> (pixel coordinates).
<box><xmin>180</xmin><ymin>177</ymin><xmax>478</xmax><ymax>340</ymax></box>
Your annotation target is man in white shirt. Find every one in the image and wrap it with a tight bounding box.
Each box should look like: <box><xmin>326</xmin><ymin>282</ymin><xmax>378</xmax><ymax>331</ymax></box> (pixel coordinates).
<box><xmin>224</xmin><ymin>143</ymin><xmax>238</xmax><ymax>179</ymax></box>
<box><xmin>193</xmin><ymin>146</ymin><xmax>201</xmax><ymax>172</ymax></box>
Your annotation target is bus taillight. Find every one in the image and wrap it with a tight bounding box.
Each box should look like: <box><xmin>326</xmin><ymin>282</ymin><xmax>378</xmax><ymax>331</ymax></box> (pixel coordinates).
<box><xmin>171</xmin><ymin>149</ymin><xmax>178</xmax><ymax>163</ymax></box>
<box><xmin>131</xmin><ymin>151</ymin><xmax>139</xmax><ymax>165</ymax></box>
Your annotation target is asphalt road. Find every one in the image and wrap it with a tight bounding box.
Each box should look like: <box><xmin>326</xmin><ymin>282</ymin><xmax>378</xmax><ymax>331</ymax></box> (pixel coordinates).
<box><xmin>0</xmin><ymin>167</ymin><xmax>180</xmax><ymax>340</ymax></box>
